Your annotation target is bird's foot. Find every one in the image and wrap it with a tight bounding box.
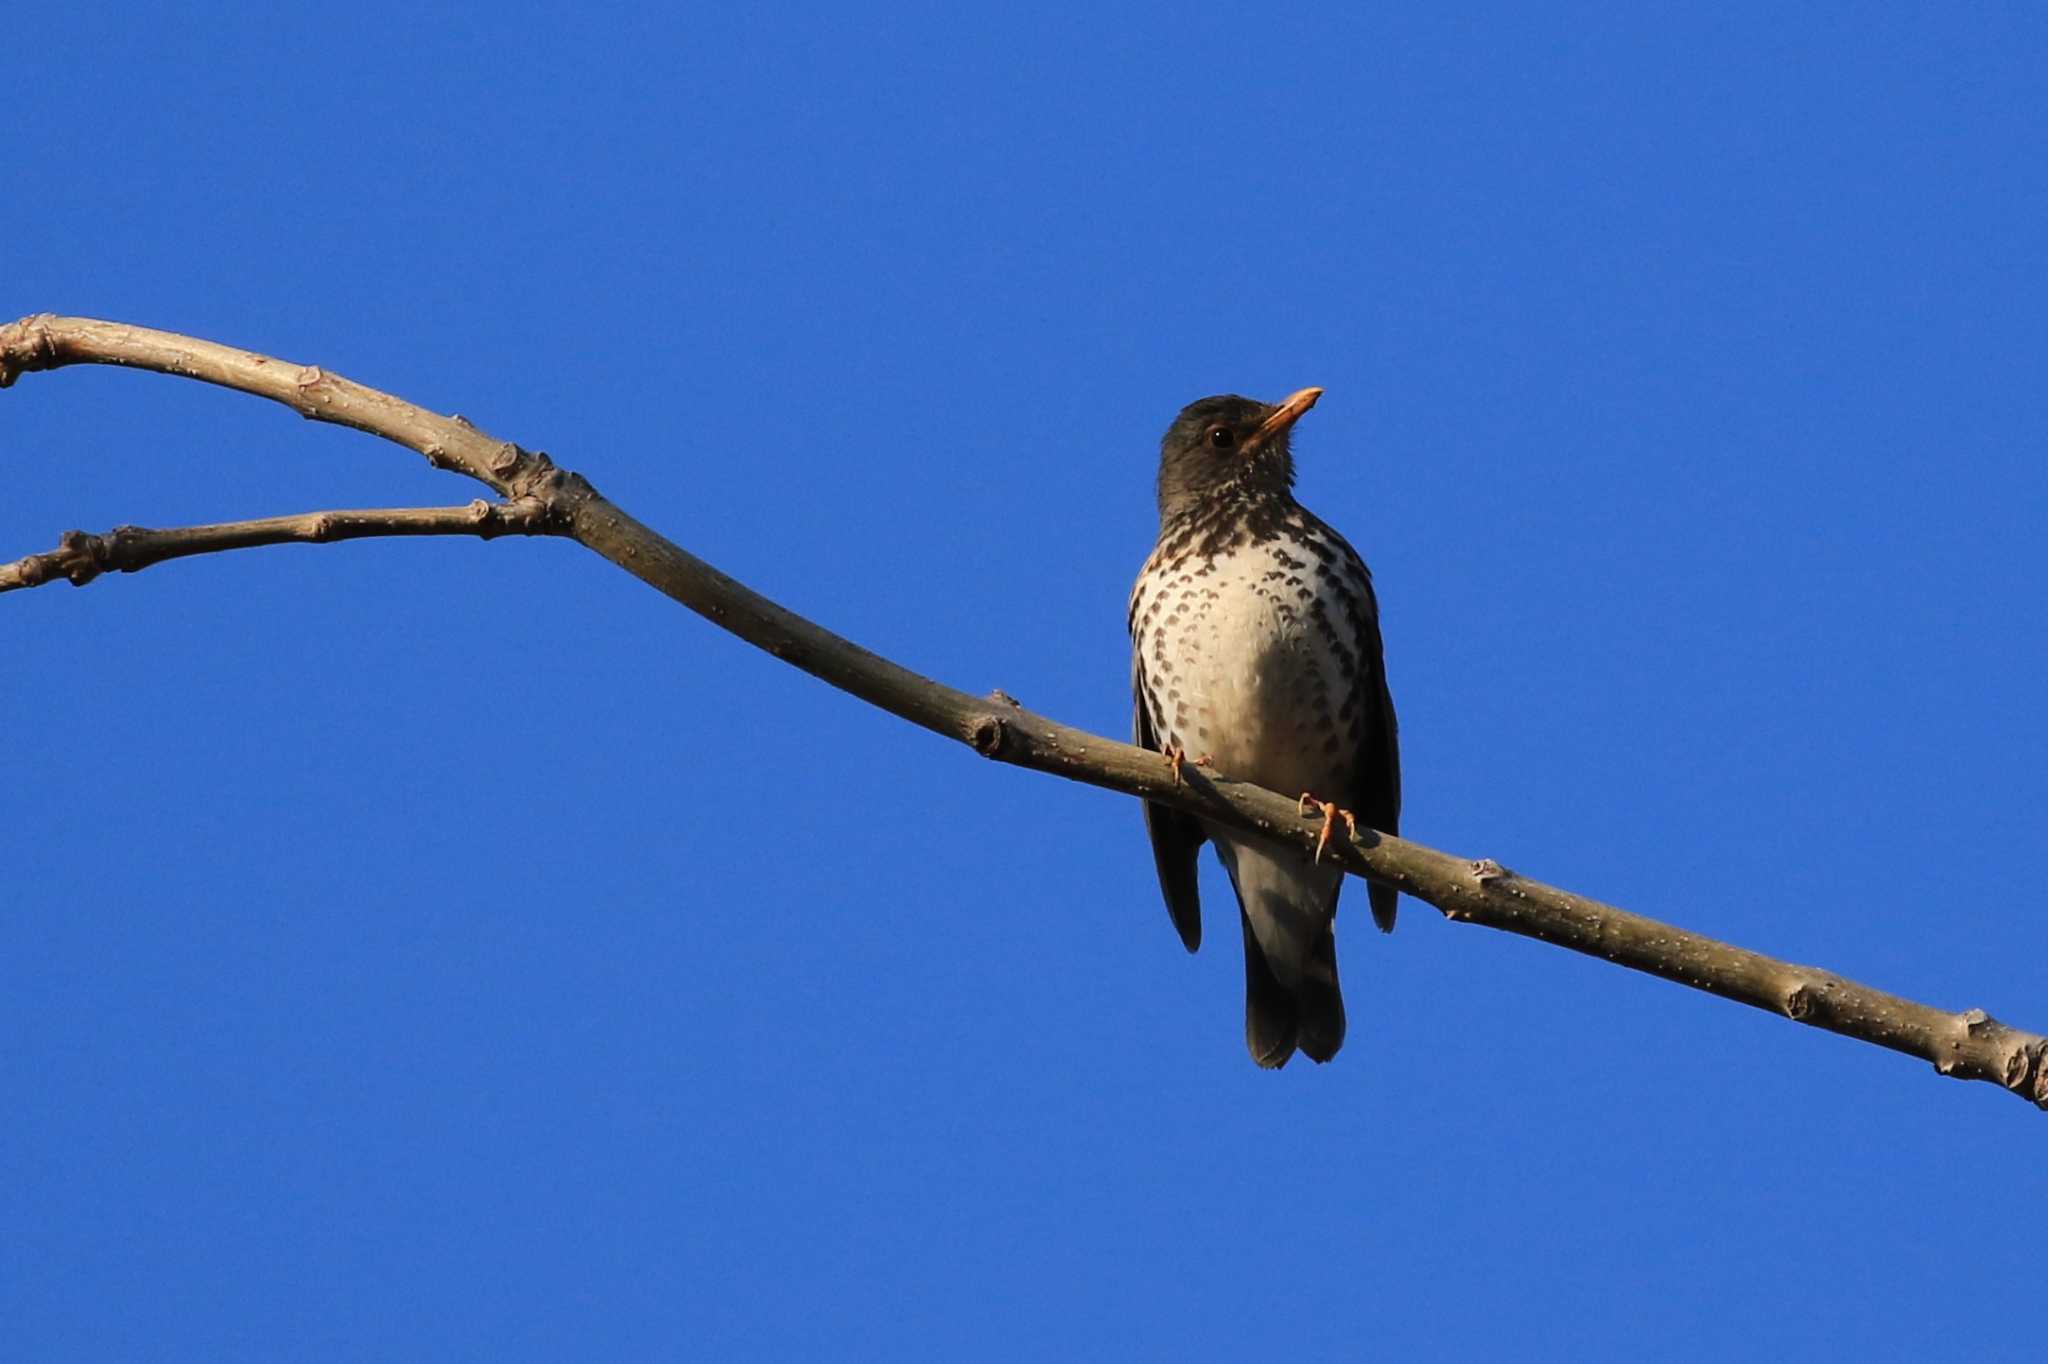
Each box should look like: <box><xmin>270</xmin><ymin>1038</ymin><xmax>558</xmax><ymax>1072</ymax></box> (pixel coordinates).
<box><xmin>1296</xmin><ymin>793</ymin><xmax>1358</xmax><ymax>864</ymax></box>
<box><xmin>1164</xmin><ymin>746</ymin><xmax>1216</xmax><ymax>786</ymax></box>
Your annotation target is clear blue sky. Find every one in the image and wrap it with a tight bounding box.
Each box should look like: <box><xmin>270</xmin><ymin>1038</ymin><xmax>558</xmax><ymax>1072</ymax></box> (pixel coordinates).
<box><xmin>7</xmin><ymin>5</ymin><xmax>2045</xmax><ymax>1359</ymax></box>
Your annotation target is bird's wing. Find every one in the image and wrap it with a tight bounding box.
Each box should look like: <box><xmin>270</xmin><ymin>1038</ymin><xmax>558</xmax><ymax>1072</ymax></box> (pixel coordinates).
<box><xmin>1134</xmin><ymin>656</ymin><xmax>1205</xmax><ymax>952</ymax></box>
<box><xmin>1346</xmin><ymin>563</ymin><xmax>1402</xmax><ymax>934</ymax></box>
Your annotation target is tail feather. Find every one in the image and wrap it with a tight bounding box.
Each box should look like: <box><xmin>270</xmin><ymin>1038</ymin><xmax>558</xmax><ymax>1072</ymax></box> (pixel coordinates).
<box><xmin>1221</xmin><ymin>838</ymin><xmax>1349</xmax><ymax>1068</ymax></box>
<box><xmin>1241</xmin><ymin>910</ymin><xmax>1298</xmax><ymax>1068</ymax></box>
<box><xmin>1293</xmin><ymin>923</ymin><xmax>1346</xmax><ymax>1063</ymax></box>
<box><xmin>1369</xmin><ymin>882</ymin><xmax>1398</xmax><ymax>934</ymax></box>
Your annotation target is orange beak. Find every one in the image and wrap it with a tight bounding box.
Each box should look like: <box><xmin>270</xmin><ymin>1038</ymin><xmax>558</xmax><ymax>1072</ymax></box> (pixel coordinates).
<box><xmin>1242</xmin><ymin>386</ymin><xmax>1323</xmax><ymax>456</ymax></box>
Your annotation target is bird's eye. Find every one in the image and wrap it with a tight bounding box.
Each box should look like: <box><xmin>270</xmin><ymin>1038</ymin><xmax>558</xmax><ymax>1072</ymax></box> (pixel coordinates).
<box><xmin>1208</xmin><ymin>427</ymin><xmax>1235</xmax><ymax>449</ymax></box>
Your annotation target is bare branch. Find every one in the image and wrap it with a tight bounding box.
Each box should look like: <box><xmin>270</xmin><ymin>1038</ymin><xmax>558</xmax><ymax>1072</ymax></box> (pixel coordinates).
<box><xmin>0</xmin><ymin>499</ymin><xmax>557</xmax><ymax>592</ymax></box>
<box><xmin>0</xmin><ymin>313</ymin><xmax>557</xmax><ymax>499</ymax></box>
<box><xmin>6</xmin><ymin>312</ymin><xmax>2043</xmax><ymax>1109</ymax></box>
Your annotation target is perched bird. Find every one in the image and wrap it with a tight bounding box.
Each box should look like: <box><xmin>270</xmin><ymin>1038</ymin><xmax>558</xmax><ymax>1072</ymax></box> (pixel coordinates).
<box><xmin>1128</xmin><ymin>388</ymin><xmax>1401</xmax><ymax>1068</ymax></box>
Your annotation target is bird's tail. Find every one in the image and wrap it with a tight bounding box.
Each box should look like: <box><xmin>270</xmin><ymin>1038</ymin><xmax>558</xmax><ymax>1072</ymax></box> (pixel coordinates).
<box><xmin>1241</xmin><ymin>910</ymin><xmax>1297</xmax><ymax>1068</ymax></box>
<box><xmin>1240</xmin><ymin>911</ymin><xmax>1346</xmax><ymax>1068</ymax></box>
<box><xmin>1294</xmin><ymin>924</ymin><xmax>1346</xmax><ymax>1063</ymax></box>
<box><xmin>1369</xmin><ymin>882</ymin><xmax>1398</xmax><ymax>934</ymax></box>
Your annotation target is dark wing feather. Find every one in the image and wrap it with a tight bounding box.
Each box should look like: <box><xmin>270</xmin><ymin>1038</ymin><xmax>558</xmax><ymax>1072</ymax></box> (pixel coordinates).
<box><xmin>1134</xmin><ymin>663</ymin><xmax>1205</xmax><ymax>952</ymax></box>
<box><xmin>1350</xmin><ymin>568</ymin><xmax>1402</xmax><ymax>933</ymax></box>
<box><xmin>1301</xmin><ymin>510</ymin><xmax>1402</xmax><ymax>935</ymax></box>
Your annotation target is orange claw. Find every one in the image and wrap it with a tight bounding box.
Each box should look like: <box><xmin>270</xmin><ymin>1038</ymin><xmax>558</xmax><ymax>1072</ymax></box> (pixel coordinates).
<box><xmin>1297</xmin><ymin>793</ymin><xmax>1359</xmax><ymax>865</ymax></box>
<box><xmin>1164</xmin><ymin>744</ymin><xmax>1186</xmax><ymax>786</ymax></box>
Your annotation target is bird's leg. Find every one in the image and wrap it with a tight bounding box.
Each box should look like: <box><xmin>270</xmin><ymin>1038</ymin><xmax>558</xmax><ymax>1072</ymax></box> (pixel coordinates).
<box><xmin>1296</xmin><ymin>793</ymin><xmax>1358</xmax><ymax>865</ymax></box>
<box><xmin>1162</xmin><ymin>747</ymin><xmax>1214</xmax><ymax>787</ymax></box>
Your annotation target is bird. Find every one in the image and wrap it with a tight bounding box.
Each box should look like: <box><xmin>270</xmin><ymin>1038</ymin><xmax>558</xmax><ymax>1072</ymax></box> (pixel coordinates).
<box><xmin>1128</xmin><ymin>387</ymin><xmax>1400</xmax><ymax>1068</ymax></box>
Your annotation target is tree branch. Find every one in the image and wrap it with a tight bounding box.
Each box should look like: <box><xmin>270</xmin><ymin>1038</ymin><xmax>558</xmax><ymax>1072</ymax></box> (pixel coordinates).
<box><xmin>6</xmin><ymin>312</ymin><xmax>2043</xmax><ymax>1109</ymax></box>
<box><xmin>0</xmin><ymin>499</ymin><xmax>557</xmax><ymax>592</ymax></box>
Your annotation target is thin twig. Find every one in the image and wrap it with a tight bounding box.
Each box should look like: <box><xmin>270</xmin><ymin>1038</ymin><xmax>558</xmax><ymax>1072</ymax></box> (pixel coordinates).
<box><xmin>0</xmin><ymin>499</ymin><xmax>556</xmax><ymax>592</ymax></box>
<box><xmin>5</xmin><ymin>312</ymin><xmax>2043</xmax><ymax>1109</ymax></box>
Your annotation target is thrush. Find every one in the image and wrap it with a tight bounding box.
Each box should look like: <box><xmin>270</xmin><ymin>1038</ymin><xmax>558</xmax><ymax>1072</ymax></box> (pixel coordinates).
<box><xmin>1128</xmin><ymin>388</ymin><xmax>1401</xmax><ymax>1068</ymax></box>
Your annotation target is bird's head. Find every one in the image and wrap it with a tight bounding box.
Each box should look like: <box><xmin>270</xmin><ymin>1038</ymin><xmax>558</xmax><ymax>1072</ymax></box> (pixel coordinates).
<box><xmin>1156</xmin><ymin>387</ymin><xmax>1322</xmax><ymax>521</ymax></box>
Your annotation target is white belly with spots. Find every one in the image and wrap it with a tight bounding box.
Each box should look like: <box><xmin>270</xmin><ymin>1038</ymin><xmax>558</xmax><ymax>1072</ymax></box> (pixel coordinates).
<box><xmin>1131</xmin><ymin>532</ymin><xmax>1370</xmax><ymax>800</ymax></box>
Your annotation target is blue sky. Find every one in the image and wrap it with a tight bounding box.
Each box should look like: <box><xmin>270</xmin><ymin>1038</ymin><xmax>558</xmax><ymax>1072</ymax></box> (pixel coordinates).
<box><xmin>7</xmin><ymin>4</ymin><xmax>2045</xmax><ymax>1359</ymax></box>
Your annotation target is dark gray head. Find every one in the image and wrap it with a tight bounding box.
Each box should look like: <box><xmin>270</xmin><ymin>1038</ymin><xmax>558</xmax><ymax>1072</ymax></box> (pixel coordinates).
<box><xmin>1156</xmin><ymin>387</ymin><xmax>1322</xmax><ymax>521</ymax></box>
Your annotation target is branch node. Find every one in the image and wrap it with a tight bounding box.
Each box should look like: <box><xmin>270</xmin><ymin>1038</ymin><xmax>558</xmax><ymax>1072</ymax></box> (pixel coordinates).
<box><xmin>2003</xmin><ymin>1043</ymin><xmax>2031</xmax><ymax>1091</ymax></box>
<box><xmin>2026</xmin><ymin>1045</ymin><xmax>2048</xmax><ymax>1107</ymax></box>
<box><xmin>290</xmin><ymin>367</ymin><xmax>334</xmax><ymax>420</ymax></box>
<box><xmin>1471</xmin><ymin>858</ymin><xmax>1510</xmax><ymax>885</ymax></box>
<box><xmin>0</xmin><ymin>313</ymin><xmax>59</xmax><ymax>387</ymax></box>
<box><xmin>57</xmin><ymin>529</ymin><xmax>109</xmax><ymax>585</ymax></box>
<box><xmin>969</xmin><ymin>714</ymin><xmax>1008</xmax><ymax>758</ymax></box>
<box><xmin>989</xmin><ymin>688</ymin><xmax>1024</xmax><ymax>708</ymax></box>
<box><xmin>1785</xmin><ymin>984</ymin><xmax>1815</xmax><ymax>1020</ymax></box>
<box><xmin>467</xmin><ymin>500</ymin><xmax>505</xmax><ymax>540</ymax></box>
